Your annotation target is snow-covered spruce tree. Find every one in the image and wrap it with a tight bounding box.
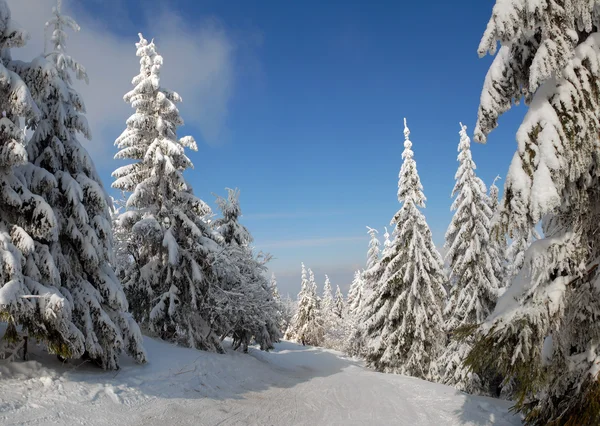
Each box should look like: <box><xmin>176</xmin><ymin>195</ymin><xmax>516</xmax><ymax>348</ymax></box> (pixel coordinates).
<box><xmin>270</xmin><ymin>273</ymin><xmax>288</xmax><ymax>336</ymax></box>
<box><xmin>466</xmin><ymin>3</ymin><xmax>600</xmax><ymax>423</ymax></box>
<box><xmin>0</xmin><ymin>1</ymin><xmax>86</xmax><ymax>360</ymax></box>
<box><xmin>113</xmin><ymin>34</ymin><xmax>221</xmax><ymax>353</ymax></box>
<box><xmin>364</xmin><ymin>225</ymin><xmax>389</xmax><ymax>297</ymax></box>
<box><xmin>346</xmin><ymin>270</ymin><xmax>364</xmax><ymax>318</ymax></box>
<box><xmin>110</xmin><ymin>193</ymin><xmax>132</xmax><ymax>281</ymax></box>
<box><xmin>365</xmin><ymin>226</ymin><xmax>380</xmax><ymax>271</ymax></box>
<box><xmin>321</xmin><ymin>275</ymin><xmax>334</xmax><ymax>316</ymax></box>
<box><xmin>283</xmin><ymin>263</ymin><xmax>308</xmax><ymax>342</ymax></box>
<box><xmin>271</xmin><ymin>273</ymin><xmax>280</xmax><ymax>301</ymax></box>
<box><xmin>382</xmin><ymin>227</ymin><xmax>392</xmax><ymax>253</ymax></box>
<box><xmin>321</xmin><ymin>275</ymin><xmax>345</xmax><ymax>349</ymax></box>
<box><xmin>489</xmin><ymin>175</ymin><xmax>532</xmax><ymax>293</ymax></box>
<box><xmin>504</xmin><ymin>227</ymin><xmax>539</xmax><ymax>288</ymax></box>
<box><xmin>344</xmin><ymin>269</ymin><xmax>366</xmax><ymax>356</ymax></box>
<box><xmin>347</xmin><ymin>227</ymin><xmax>384</xmax><ymax>357</ymax></box>
<box><xmin>285</xmin><ymin>264</ymin><xmax>323</xmax><ymax>346</ymax></box>
<box><xmin>362</xmin><ymin>119</ymin><xmax>447</xmax><ymax>379</ymax></box>
<box><xmin>13</xmin><ymin>2</ymin><xmax>145</xmax><ymax>368</ymax></box>
<box><xmin>334</xmin><ymin>285</ymin><xmax>344</xmax><ymax>318</ymax></box>
<box><xmin>310</xmin><ymin>269</ymin><xmax>324</xmax><ymax>345</ymax></box>
<box><xmin>280</xmin><ymin>294</ymin><xmax>296</xmax><ymax>336</ymax></box>
<box><xmin>488</xmin><ymin>176</ymin><xmax>500</xmax><ymax>216</ymax></box>
<box><xmin>487</xmin><ymin>175</ymin><xmax>507</xmax><ymax>291</ymax></box>
<box><xmin>436</xmin><ymin>123</ymin><xmax>503</xmax><ymax>394</ymax></box>
<box><xmin>307</xmin><ymin>268</ymin><xmax>324</xmax><ymax>338</ymax></box>
<box><xmin>363</xmin><ymin>226</ymin><xmax>381</xmax><ymax>294</ymax></box>
<box><xmin>213</xmin><ymin>188</ymin><xmax>280</xmax><ymax>351</ymax></box>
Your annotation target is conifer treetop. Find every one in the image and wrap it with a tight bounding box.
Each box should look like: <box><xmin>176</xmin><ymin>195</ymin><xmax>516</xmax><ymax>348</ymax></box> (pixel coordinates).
<box><xmin>113</xmin><ymin>33</ymin><xmax>200</xmax><ymax>212</ymax></box>
<box><xmin>398</xmin><ymin>118</ymin><xmax>426</xmax><ymax>208</ymax></box>
<box><xmin>365</xmin><ymin>226</ymin><xmax>380</xmax><ymax>271</ymax></box>
<box><xmin>45</xmin><ymin>0</ymin><xmax>88</xmax><ymax>85</ymax></box>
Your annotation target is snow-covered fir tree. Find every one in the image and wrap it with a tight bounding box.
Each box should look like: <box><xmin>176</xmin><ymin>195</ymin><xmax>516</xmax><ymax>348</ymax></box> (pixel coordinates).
<box><xmin>280</xmin><ymin>294</ymin><xmax>296</xmax><ymax>336</ymax></box>
<box><xmin>321</xmin><ymin>275</ymin><xmax>334</xmax><ymax>316</ymax></box>
<box><xmin>110</xmin><ymin>193</ymin><xmax>132</xmax><ymax>281</ymax></box>
<box><xmin>363</xmin><ymin>226</ymin><xmax>381</xmax><ymax>295</ymax></box>
<box><xmin>382</xmin><ymin>227</ymin><xmax>392</xmax><ymax>253</ymax></box>
<box><xmin>284</xmin><ymin>264</ymin><xmax>309</xmax><ymax>343</ymax></box>
<box><xmin>467</xmin><ymin>2</ymin><xmax>600</xmax><ymax>423</ymax></box>
<box><xmin>347</xmin><ymin>227</ymin><xmax>385</xmax><ymax>357</ymax></box>
<box><xmin>488</xmin><ymin>176</ymin><xmax>501</xmax><ymax>220</ymax></box>
<box><xmin>270</xmin><ymin>273</ymin><xmax>289</xmax><ymax>336</ymax></box>
<box><xmin>346</xmin><ymin>270</ymin><xmax>364</xmax><ymax>317</ymax></box>
<box><xmin>321</xmin><ymin>274</ymin><xmax>346</xmax><ymax>350</ymax></box>
<box><xmin>334</xmin><ymin>285</ymin><xmax>344</xmax><ymax>318</ymax></box>
<box><xmin>436</xmin><ymin>123</ymin><xmax>502</xmax><ymax>394</ymax></box>
<box><xmin>112</xmin><ymin>34</ymin><xmax>221</xmax><ymax>352</ymax></box>
<box><xmin>271</xmin><ymin>273</ymin><xmax>280</xmax><ymax>301</ymax></box>
<box><xmin>362</xmin><ymin>119</ymin><xmax>446</xmax><ymax>379</ymax></box>
<box><xmin>487</xmin><ymin>175</ymin><xmax>506</xmax><ymax>292</ymax></box>
<box><xmin>285</xmin><ymin>264</ymin><xmax>323</xmax><ymax>346</ymax></box>
<box><xmin>504</xmin><ymin>227</ymin><xmax>538</xmax><ymax>288</ymax></box>
<box><xmin>213</xmin><ymin>188</ymin><xmax>280</xmax><ymax>351</ymax></box>
<box><xmin>365</xmin><ymin>227</ymin><xmax>380</xmax><ymax>271</ymax></box>
<box><xmin>13</xmin><ymin>2</ymin><xmax>145</xmax><ymax>369</ymax></box>
<box><xmin>0</xmin><ymin>0</ymin><xmax>84</xmax><ymax>360</ymax></box>
<box><xmin>309</xmin><ymin>268</ymin><xmax>325</xmax><ymax>346</ymax></box>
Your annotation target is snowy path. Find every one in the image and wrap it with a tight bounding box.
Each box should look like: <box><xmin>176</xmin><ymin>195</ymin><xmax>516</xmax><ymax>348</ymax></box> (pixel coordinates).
<box><xmin>0</xmin><ymin>337</ymin><xmax>521</xmax><ymax>425</ymax></box>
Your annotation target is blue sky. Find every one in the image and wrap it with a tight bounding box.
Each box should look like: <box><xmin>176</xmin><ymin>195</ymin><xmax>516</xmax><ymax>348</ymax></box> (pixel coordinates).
<box><xmin>11</xmin><ymin>0</ymin><xmax>525</xmax><ymax>296</ymax></box>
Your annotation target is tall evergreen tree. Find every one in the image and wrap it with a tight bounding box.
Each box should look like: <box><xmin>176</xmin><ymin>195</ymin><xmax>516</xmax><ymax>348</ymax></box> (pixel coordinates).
<box><xmin>112</xmin><ymin>34</ymin><xmax>221</xmax><ymax>352</ymax></box>
<box><xmin>436</xmin><ymin>123</ymin><xmax>502</xmax><ymax>394</ymax></box>
<box><xmin>363</xmin><ymin>226</ymin><xmax>382</xmax><ymax>297</ymax></box>
<box><xmin>334</xmin><ymin>285</ymin><xmax>344</xmax><ymax>318</ymax></box>
<box><xmin>0</xmin><ymin>0</ymin><xmax>84</xmax><ymax>359</ymax></box>
<box><xmin>346</xmin><ymin>270</ymin><xmax>364</xmax><ymax>317</ymax></box>
<box><xmin>280</xmin><ymin>294</ymin><xmax>296</xmax><ymax>337</ymax></box>
<box><xmin>382</xmin><ymin>227</ymin><xmax>392</xmax><ymax>254</ymax></box>
<box><xmin>347</xmin><ymin>227</ymin><xmax>383</xmax><ymax>357</ymax></box>
<box><xmin>321</xmin><ymin>275</ymin><xmax>334</xmax><ymax>315</ymax></box>
<box><xmin>365</xmin><ymin>226</ymin><xmax>380</xmax><ymax>271</ymax></box>
<box><xmin>488</xmin><ymin>175</ymin><xmax>506</xmax><ymax>291</ymax></box>
<box><xmin>270</xmin><ymin>273</ymin><xmax>288</xmax><ymax>336</ymax></box>
<box><xmin>504</xmin><ymin>227</ymin><xmax>538</xmax><ymax>288</ymax></box>
<box><xmin>284</xmin><ymin>263</ymin><xmax>309</xmax><ymax>342</ymax></box>
<box><xmin>322</xmin><ymin>274</ymin><xmax>345</xmax><ymax>350</ymax></box>
<box><xmin>270</xmin><ymin>273</ymin><xmax>279</xmax><ymax>301</ymax></box>
<box><xmin>362</xmin><ymin>119</ymin><xmax>446</xmax><ymax>379</ymax></box>
<box><xmin>467</xmin><ymin>2</ymin><xmax>600</xmax><ymax>423</ymax></box>
<box><xmin>213</xmin><ymin>188</ymin><xmax>280</xmax><ymax>351</ymax></box>
<box><xmin>345</xmin><ymin>269</ymin><xmax>367</xmax><ymax>356</ymax></box>
<box><xmin>488</xmin><ymin>176</ymin><xmax>501</xmax><ymax>219</ymax></box>
<box><xmin>14</xmin><ymin>2</ymin><xmax>145</xmax><ymax>368</ymax></box>
<box><xmin>285</xmin><ymin>264</ymin><xmax>323</xmax><ymax>346</ymax></box>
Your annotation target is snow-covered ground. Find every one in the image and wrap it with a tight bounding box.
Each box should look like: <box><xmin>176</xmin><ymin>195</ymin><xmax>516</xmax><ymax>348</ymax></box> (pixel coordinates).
<box><xmin>0</xmin><ymin>337</ymin><xmax>521</xmax><ymax>425</ymax></box>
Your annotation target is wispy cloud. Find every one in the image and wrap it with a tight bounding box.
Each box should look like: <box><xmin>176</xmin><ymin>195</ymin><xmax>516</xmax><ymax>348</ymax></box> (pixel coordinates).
<box><xmin>9</xmin><ymin>0</ymin><xmax>243</xmax><ymax>168</ymax></box>
<box><xmin>259</xmin><ymin>236</ymin><xmax>365</xmax><ymax>249</ymax></box>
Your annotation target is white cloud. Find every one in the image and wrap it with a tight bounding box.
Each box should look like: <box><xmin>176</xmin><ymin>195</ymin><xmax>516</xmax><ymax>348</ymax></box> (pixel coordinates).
<box><xmin>8</xmin><ymin>0</ymin><xmax>237</xmax><ymax>170</ymax></box>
